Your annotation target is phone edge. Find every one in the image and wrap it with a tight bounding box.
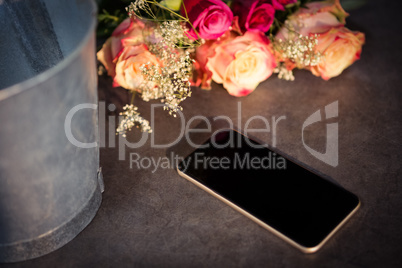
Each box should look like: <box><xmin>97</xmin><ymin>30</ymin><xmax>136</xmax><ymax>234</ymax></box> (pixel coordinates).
<box><xmin>177</xmin><ymin>166</ymin><xmax>360</xmax><ymax>254</ymax></box>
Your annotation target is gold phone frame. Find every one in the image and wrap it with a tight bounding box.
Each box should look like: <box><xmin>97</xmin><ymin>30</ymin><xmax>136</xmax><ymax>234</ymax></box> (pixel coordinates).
<box><xmin>176</xmin><ymin>129</ymin><xmax>360</xmax><ymax>253</ymax></box>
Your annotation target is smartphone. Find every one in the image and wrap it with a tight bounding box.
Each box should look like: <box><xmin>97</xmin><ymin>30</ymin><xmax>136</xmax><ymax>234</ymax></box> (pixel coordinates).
<box><xmin>177</xmin><ymin>129</ymin><xmax>360</xmax><ymax>253</ymax></box>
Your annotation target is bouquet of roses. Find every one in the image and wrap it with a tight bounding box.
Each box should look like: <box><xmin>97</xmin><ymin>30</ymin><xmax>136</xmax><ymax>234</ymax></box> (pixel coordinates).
<box><xmin>97</xmin><ymin>0</ymin><xmax>365</xmax><ymax>135</ymax></box>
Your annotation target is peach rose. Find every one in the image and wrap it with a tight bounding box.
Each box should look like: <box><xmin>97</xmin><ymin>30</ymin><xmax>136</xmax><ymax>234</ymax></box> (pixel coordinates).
<box><xmin>195</xmin><ymin>30</ymin><xmax>276</xmax><ymax>97</ymax></box>
<box><xmin>97</xmin><ymin>18</ymin><xmax>145</xmax><ymax>77</ymax></box>
<box><xmin>276</xmin><ymin>0</ymin><xmax>348</xmax><ymax>39</ymax></box>
<box><xmin>275</xmin><ymin>0</ymin><xmax>364</xmax><ymax>80</ymax></box>
<box><xmin>113</xmin><ymin>44</ymin><xmax>161</xmax><ymax>91</ymax></box>
<box><xmin>309</xmin><ymin>27</ymin><xmax>365</xmax><ymax>80</ymax></box>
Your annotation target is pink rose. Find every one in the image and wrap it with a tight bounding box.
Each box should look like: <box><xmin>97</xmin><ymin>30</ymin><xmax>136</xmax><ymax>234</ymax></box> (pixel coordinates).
<box><xmin>114</xmin><ymin>44</ymin><xmax>161</xmax><ymax>91</ymax></box>
<box><xmin>232</xmin><ymin>0</ymin><xmax>275</xmax><ymax>33</ymax></box>
<box><xmin>309</xmin><ymin>27</ymin><xmax>365</xmax><ymax>80</ymax></box>
<box><xmin>182</xmin><ymin>0</ymin><xmax>233</xmax><ymax>40</ymax></box>
<box><xmin>194</xmin><ymin>31</ymin><xmax>276</xmax><ymax>97</ymax></box>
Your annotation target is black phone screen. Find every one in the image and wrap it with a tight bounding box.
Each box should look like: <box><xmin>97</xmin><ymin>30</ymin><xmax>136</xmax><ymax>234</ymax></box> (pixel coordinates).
<box><xmin>177</xmin><ymin>129</ymin><xmax>359</xmax><ymax>250</ymax></box>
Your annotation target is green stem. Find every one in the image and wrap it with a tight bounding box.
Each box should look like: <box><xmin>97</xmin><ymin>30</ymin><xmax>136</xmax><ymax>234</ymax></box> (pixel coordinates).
<box><xmin>131</xmin><ymin>91</ymin><xmax>136</xmax><ymax>104</ymax></box>
<box><xmin>274</xmin><ymin>18</ymin><xmax>282</xmax><ymax>30</ymax></box>
<box><xmin>99</xmin><ymin>13</ymin><xmax>120</xmax><ymax>22</ymax></box>
<box><xmin>145</xmin><ymin>0</ymin><xmax>201</xmax><ymax>41</ymax></box>
<box><xmin>181</xmin><ymin>1</ymin><xmax>202</xmax><ymax>41</ymax></box>
<box><xmin>146</xmin><ymin>1</ymin><xmax>187</xmax><ymax>20</ymax></box>
<box><xmin>131</xmin><ymin>18</ymin><xmax>182</xmax><ymax>22</ymax></box>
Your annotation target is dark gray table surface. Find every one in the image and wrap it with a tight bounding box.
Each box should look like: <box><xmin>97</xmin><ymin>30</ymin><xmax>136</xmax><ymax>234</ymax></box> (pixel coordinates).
<box><xmin>2</xmin><ymin>0</ymin><xmax>402</xmax><ymax>267</ymax></box>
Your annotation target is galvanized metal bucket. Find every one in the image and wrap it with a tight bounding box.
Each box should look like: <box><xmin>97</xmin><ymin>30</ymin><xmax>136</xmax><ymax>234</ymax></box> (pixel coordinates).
<box><xmin>0</xmin><ymin>0</ymin><xmax>102</xmax><ymax>262</ymax></box>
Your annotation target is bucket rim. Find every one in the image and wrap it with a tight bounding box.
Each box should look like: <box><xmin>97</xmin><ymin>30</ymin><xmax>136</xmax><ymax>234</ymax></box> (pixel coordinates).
<box><xmin>0</xmin><ymin>0</ymin><xmax>98</xmax><ymax>101</ymax></box>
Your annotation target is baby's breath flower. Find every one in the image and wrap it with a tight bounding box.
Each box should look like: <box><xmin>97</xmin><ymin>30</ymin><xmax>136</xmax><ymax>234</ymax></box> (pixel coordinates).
<box><xmin>126</xmin><ymin>1</ymin><xmax>148</xmax><ymax>18</ymax></box>
<box><xmin>116</xmin><ymin>104</ymin><xmax>152</xmax><ymax>136</ymax></box>
<box><xmin>134</xmin><ymin>21</ymin><xmax>194</xmax><ymax>116</ymax></box>
<box><xmin>274</xmin><ymin>63</ymin><xmax>295</xmax><ymax>81</ymax></box>
<box><xmin>274</xmin><ymin>21</ymin><xmax>322</xmax><ymax>70</ymax></box>
<box><xmin>97</xmin><ymin>64</ymin><xmax>106</xmax><ymax>76</ymax></box>
<box><xmin>115</xmin><ymin>0</ymin><xmax>201</xmax><ymax>135</ymax></box>
<box><xmin>274</xmin><ymin>34</ymin><xmax>322</xmax><ymax>68</ymax></box>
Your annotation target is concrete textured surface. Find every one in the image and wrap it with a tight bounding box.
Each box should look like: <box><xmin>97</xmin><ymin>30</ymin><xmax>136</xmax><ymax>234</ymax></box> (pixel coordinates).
<box><xmin>1</xmin><ymin>1</ymin><xmax>402</xmax><ymax>267</ymax></box>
